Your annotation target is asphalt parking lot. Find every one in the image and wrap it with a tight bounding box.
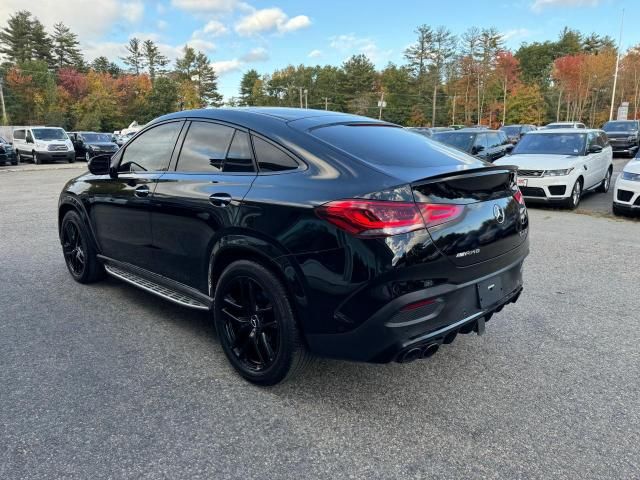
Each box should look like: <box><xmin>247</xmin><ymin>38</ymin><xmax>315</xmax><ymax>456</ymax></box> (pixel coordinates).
<box><xmin>1</xmin><ymin>165</ymin><xmax>639</xmax><ymax>479</ymax></box>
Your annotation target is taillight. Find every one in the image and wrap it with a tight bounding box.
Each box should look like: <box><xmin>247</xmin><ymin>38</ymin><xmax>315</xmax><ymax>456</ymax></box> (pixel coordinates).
<box><xmin>514</xmin><ymin>188</ymin><xmax>525</xmax><ymax>205</ymax></box>
<box><xmin>316</xmin><ymin>200</ymin><xmax>463</xmax><ymax>237</ymax></box>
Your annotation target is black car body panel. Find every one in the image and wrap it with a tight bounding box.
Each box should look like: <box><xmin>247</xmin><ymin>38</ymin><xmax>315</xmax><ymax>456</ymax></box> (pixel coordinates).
<box><xmin>69</xmin><ymin>131</ymin><xmax>119</xmax><ymax>159</ymax></box>
<box><xmin>602</xmin><ymin>120</ymin><xmax>640</xmax><ymax>155</ymax></box>
<box><xmin>59</xmin><ymin>108</ymin><xmax>528</xmax><ymax>363</ymax></box>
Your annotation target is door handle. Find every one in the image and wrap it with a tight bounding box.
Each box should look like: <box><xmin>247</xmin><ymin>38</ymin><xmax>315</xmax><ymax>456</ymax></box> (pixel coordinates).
<box><xmin>209</xmin><ymin>193</ymin><xmax>232</xmax><ymax>207</ymax></box>
<box><xmin>134</xmin><ymin>185</ymin><xmax>150</xmax><ymax>197</ymax></box>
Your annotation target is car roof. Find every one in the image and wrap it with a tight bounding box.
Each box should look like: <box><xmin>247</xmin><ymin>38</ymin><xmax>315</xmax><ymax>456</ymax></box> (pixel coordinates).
<box><xmin>527</xmin><ymin>128</ymin><xmax>600</xmax><ymax>134</ymax></box>
<box><xmin>156</xmin><ymin>107</ymin><xmax>358</xmax><ymax>123</ymax></box>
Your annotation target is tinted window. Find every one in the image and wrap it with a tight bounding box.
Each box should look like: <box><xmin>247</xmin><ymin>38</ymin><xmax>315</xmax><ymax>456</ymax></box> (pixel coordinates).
<box><xmin>602</xmin><ymin>121</ymin><xmax>638</xmax><ymax>132</ymax></box>
<box><xmin>487</xmin><ymin>132</ymin><xmax>502</xmax><ymax>148</ymax></box>
<box><xmin>433</xmin><ymin>131</ymin><xmax>475</xmax><ymax>152</ymax></box>
<box><xmin>499</xmin><ymin>131</ymin><xmax>510</xmax><ymax>145</ymax></box>
<box><xmin>13</xmin><ymin>130</ymin><xmax>24</xmax><ymax>140</ymax></box>
<box><xmin>512</xmin><ymin>133</ymin><xmax>586</xmax><ymax>156</ymax></box>
<box><xmin>599</xmin><ymin>132</ymin><xmax>609</xmax><ymax>147</ymax></box>
<box><xmin>176</xmin><ymin>122</ymin><xmax>234</xmax><ymax>172</ymax></box>
<box><xmin>119</xmin><ymin>122</ymin><xmax>182</xmax><ymax>173</ymax></box>
<box><xmin>82</xmin><ymin>133</ymin><xmax>112</xmax><ymax>143</ymax></box>
<box><xmin>252</xmin><ymin>136</ymin><xmax>299</xmax><ymax>172</ymax></box>
<box><xmin>500</xmin><ymin>126</ymin><xmax>520</xmax><ymax>136</ymax></box>
<box><xmin>224</xmin><ymin>131</ymin><xmax>255</xmax><ymax>173</ymax></box>
<box><xmin>473</xmin><ymin>134</ymin><xmax>488</xmax><ymax>153</ymax></box>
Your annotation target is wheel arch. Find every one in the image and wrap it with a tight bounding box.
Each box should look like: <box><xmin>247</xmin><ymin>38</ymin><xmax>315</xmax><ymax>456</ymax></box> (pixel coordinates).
<box><xmin>58</xmin><ymin>194</ymin><xmax>100</xmax><ymax>252</ymax></box>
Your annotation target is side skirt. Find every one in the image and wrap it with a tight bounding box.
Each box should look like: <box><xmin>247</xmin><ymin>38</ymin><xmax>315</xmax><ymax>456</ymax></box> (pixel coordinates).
<box><xmin>98</xmin><ymin>255</ymin><xmax>212</xmax><ymax>311</ymax></box>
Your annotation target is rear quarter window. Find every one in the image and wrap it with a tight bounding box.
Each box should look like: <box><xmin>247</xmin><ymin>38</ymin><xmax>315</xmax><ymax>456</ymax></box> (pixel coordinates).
<box><xmin>313</xmin><ymin>124</ymin><xmax>477</xmax><ymax>167</ymax></box>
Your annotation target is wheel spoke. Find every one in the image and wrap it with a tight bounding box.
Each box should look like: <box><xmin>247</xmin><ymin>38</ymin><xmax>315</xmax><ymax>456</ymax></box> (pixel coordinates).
<box><xmin>222</xmin><ymin>308</ymin><xmax>249</xmax><ymax>325</ymax></box>
<box><xmin>223</xmin><ymin>296</ymin><xmax>243</xmax><ymax>310</ymax></box>
<box><xmin>245</xmin><ymin>279</ymin><xmax>257</xmax><ymax>314</ymax></box>
<box><xmin>232</xmin><ymin>329</ymin><xmax>253</xmax><ymax>358</ymax></box>
<box><xmin>253</xmin><ymin>336</ymin><xmax>266</xmax><ymax>365</ymax></box>
<box><xmin>260</xmin><ymin>332</ymin><xmax>275</xmax><ymax>361</ymax></box>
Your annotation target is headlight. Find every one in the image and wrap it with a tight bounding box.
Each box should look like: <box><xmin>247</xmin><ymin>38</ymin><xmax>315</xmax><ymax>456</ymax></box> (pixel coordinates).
<box><xmin>544</xmin><ymin>168</ymin><xmax>574</xmax><ymax>177</ymax></box>
<box><xmin>621</xmin><ymin>171</ymin><xmax>640</xmax><ymax>181</ymax></box>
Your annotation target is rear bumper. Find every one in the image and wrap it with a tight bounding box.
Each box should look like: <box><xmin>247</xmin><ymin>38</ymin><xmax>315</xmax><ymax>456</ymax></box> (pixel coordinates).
<box><xmin>305</xmin><ymin>250</ymin><xmax>527</xmax><ymax>363</ymax></box>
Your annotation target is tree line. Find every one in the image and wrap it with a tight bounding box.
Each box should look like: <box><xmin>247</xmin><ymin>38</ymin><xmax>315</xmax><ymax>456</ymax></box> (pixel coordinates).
<box><xmin>1</xmin><ymin>10</ymin><xmax>639</xmax><ymax>132</ymax></box>
<box><xmin>0</xmin><ymin>11</ymin><xmax>222</xmax><ymax>131</ymax></box>
<box><xmin>235</xmin><ymin>26</ymin><xmax>640</xmax><ymax>128</ymax></box>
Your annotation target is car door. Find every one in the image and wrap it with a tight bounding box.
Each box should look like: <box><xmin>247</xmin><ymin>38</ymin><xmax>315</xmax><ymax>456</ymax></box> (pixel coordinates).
<box><xmin>85</xmin><ymin>121</ymin><xmax>184</xmax><ymax>271</ymax></box>
<box><xmin>583</xmin><ymin>132</ymin><xmax>601</xmax><ymax>188</ymax></box>
<box><xmin>150</xmin><ymin>120</ymin><xmax>258</xmax><ymax>291</ymax></box>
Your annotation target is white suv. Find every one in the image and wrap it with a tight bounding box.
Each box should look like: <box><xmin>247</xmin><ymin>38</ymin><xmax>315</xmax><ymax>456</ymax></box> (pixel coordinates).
<box><xmin>13</xmin><ymin>127</ymin><xmax>75</xmax><ymax>164</ymax></box>
<box><xmin>613</xmin><ymin>156</ymin><xmax>640</xmax><ymax>215</ymax></box>
<box><xmin>495</xmin><ymin>129</ymin><xmax>613</xmax><ymax>209</ymax></box>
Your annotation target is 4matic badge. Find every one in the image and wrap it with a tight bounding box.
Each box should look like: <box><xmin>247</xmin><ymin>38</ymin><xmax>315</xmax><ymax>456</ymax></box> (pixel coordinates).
<box><xmin>456</xmin><ymin>248</ymin><xmax>480</xmax><ymax>258</ymax></box>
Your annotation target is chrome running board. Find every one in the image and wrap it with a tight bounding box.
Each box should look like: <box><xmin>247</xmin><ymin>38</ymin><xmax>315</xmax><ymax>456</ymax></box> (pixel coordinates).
<box><xmin>104</xmin><ymin>264</ymin><xmax>210</xmax><ymax>310</ymax></box>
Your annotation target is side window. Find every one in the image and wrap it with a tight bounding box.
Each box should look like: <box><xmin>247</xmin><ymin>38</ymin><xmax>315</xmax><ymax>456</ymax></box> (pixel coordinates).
<box><xmin>13</xmin><ymin>129</ymin><xmax>24</xmax><ymax>140</ymax></box>
<box><xmin>119</xmin><ymin>122</ymin><xmax>182</xmax><ymax>173</ymax></box>
<box><xmin>487</xmin><ymin>133</ymin><xmax>501</xmax><ymax>149</ymax></box>
<box><xmin>598</xmin><ymin>132</ymin><xmax>608</xmax><ymax>147</ymax></box>
<box><xmin>224</xmin><ymin>131</ymin><xmax>255</xmax><ymax>173</ymax></box>
<box><xmin>586</xmin><ymin>132</ymin><xmax>598</xmax><ymax>151</ymax></box>
<box><xmin>499</xmin><ymin>131</ymin><xmax>510</xmax><ymax>145</ymax></box>
<box><xmin>176</xmin><ymin>122</ymin><xmax>234</xmax><ymax>172</ymax></box>
<box><xmin>472</xmin><ymin>134</ymin><xmax>488</xmax><ymax>153</ymax></box>
<box><xmin>26</xmin><ymin>130</ymin><xmax>34</xmax><ymax>143</ymax></box>
<box><xmin>252</xmin><ymin>136</ymin><xmax>299</xmax><ymax>172</ymax></box>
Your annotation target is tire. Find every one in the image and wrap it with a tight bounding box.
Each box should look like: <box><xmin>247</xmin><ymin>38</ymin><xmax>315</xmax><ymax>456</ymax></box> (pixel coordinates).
<box><xmin>60</xmin><ymin>210</ymin><xmax>105</xmax><ymax>283</ymax></box>
<box><xmin>33</xmin><ymin>151</ymin><xmax>41</xmax><ymax>165</ymax></box>
<box><xmin>564</xmin><ymin>179</ymin><xmax>582</xmax><ymax>210</ymax></box>
<box><xmin>85</xmin><ymin>152</ymin><xmax>90</xmax><ymax>162</ymax></box>
<box><xmin>596</xmin><ymin>167</ymin><xmax>612</xmax><ymax>193</ymax></box>
<box><xmin>213</xmin><ymin>260</ymin><xmax>311</xmax><ymax>386</ymax></box>
<box><xmin>11</xmin><ymin>159</ymin><xmax>18</xmax><ymax>166</ymax></box>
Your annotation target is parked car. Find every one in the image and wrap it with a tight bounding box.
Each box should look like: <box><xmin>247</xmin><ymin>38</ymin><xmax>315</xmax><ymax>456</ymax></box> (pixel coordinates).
<box><xmin>601</xmin><ymin>120</ymin><xmax>640</xmax><ymax>157</ymax></box>
<box><xmin>613</xmin><ymin>154</ymin><xmax>640</xmax><ymax>215</ymax></box>
<box><xmin>432</xmin><ymin>128</ymin><xmax>513</xmax><ymax>162</ymax></box>
<box><xmin>0</xmin><ymin>136</ymin><xmax>18</xmax><ymax>165</ymax></box>
<box><xmin>68</xmin><ymin>131</ymin><xmax>119</xmax><ymax>161</ymax></box>
<box><xmin>58</xmin><ymin>108</ymin><xmax>529</xmax><ymax>385</ymax></box>
<box><xmin>115</xmin><ymin>131</ymin><xmax>136</xmax><ymax>147</ymax></box>
<box><xmin>430</xmin><ymin>127</ymin><xmax>454</xmax><ymax>133</ymax></box>
<box><xmin>495</xmin><ymin>129</ymin><xmax>613</xmax><ymax>209</ymax></box>
<box><xmin>499</xmin><ymin>124</ymin><xmax>537</xmax><ymax>144</ymax></box>
<box><xmin>13</xmin><ymin>127</ymin><xmax>75</xmax><ymax>164</ymax></box>
<box><xmin>544</xmin><ymin>122</ymin><xmax>586</xmax><ymax>129</ymax></box>
<box><xmin>449</xmin><ymin>124</ymin><xmax>465</xmax><ymax>130</ymax></box>
<box><xmin>407</xmin><ymin>127</ymin><xmax>432</xmax><ymax>137</ymax></box>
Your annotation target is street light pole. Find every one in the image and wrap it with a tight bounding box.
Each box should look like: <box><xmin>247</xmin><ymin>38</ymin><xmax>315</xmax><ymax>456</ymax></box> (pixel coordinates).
<box><xmin>609</xmin><ymin>8</ymin><xmax>625</xmax><ymax>121</ymax></box>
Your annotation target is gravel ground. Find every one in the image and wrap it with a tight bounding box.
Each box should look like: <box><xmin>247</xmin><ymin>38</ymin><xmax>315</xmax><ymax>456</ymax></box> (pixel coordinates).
<box><xmin>1</xmin><ymin>167</ymin><xmax>639</xmax><ymax>479</ymax></box>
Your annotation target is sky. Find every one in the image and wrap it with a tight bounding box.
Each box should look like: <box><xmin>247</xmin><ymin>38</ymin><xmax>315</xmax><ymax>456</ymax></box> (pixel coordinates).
<box><xmin>1</xmin><ymin>0</ymin><xmax>638</xmax><ymax>100</ymax></box>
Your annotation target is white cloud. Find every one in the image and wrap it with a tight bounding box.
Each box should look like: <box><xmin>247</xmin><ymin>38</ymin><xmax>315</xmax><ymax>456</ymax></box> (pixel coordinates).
<box><xmin>531</xmin><ymin>0</ymin><xmax>599</xmax><ymax>12</ymax></box>
<box><xmin>241</xmin><ymin>47</ymin><xmax>269</xmax><ymax>62</ymax></box>
<box><xmin>211</xmin><ymin>59</ymin><xmax>244</xmax><ymax>75</ymax></box>
<box><xmin>83</xmin><ymin>41</ymin><xmax>127</xmax><ymax>62</ymax></box>
<box><xmin>203</xmin><ymin>20</ymin><xmax>229</xmax><ymax>37</ymax></box>
<box><xmin>188</xmin><ymin>38</ymin><xmax>216</xmax><ymax>52</ymax></box>
<box><xmin>329</xmin><ymin>34</ymin><xmax>392</xmax><ymax>63</ymax></box>
<box><xmin>171</xmin><ymin>0</ymin><xmax>237</xmax><ymax>12</ymax></box>
<box><xmin>0</xmin><ymin>0</ymin><xmax>123</xmax><ymax>39</ymax></box>
<box><xmin>157</xmin><ymin>19</ymin><xmax>169</xmax><ymax>30</ymax></box>
<box><xmin>130</xmin><ymin>32</ymin><xmax>161</xmax><ymax>42</ymax></box>
<box><xmin>308</xmin><ymin>49</ymin><xmax>322</xmax><ymax>58</ymax></box>
<box><xmin>234</xmin><ymin>7</ymin><xmax>311</xmax><ymax>36</ymax></box>
<box><xmin>501</xmin><ymin>28</ymin><xmax>531</xmax><ymax>41</ymax></box>
<box><xmin>122</xmin><ymin>1</ymin><xmax>144</xmax><ymax>23</ymax></box>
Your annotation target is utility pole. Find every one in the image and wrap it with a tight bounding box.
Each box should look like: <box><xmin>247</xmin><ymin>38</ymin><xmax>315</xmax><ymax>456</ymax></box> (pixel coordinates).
<box><xmin>451</xmin><ymin>94</ymin><xmax>457</xmax><ymax>125</ymax></box>
<box><xmin>609</xmin><ymin>8</ymin><xmax>625</xmax><ymax>121</ymax></box>
<box><xmin>299</xmin><ymin>87</ymin><xmax>303</xmax><ymax>108</ymax></box>
<box><xmin>304</xmin><ymin>89</ymin><xmax>308</xmax><ymax>109</ymax></box>
<box><xmin>0</xmin><ymin>79</ymin><xmax>7</xmax><ymax>125</ymax></box>
<box><xmin>323</xmin><ymin>97</ymin><xmax>329</xmax><ymax>110</ymax></box>
<box><xmin>378</xmin><ymin>91</ymin><xmax>385</xmax><ymax>120</ymax></box>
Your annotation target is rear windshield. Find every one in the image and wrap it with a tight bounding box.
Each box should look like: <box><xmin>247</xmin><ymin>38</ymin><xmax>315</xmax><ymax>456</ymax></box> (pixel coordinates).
<box><xmin>603</xmin><ymin>121</ymin><xmax>638</xmax><ymax>132</ymax></box>
<box><xmin>32</xmin><ymin>128</ymin><xmax>68</xmax><ymax>140</ymax></box>
<box><xmin>311</xmin><ymin>124</ymin><xmax>476</xmax><ymax>167</ymax></box>
<box><xmin>432</xmin><ymin>131</ymin><xmax>474</xmax><ymax>151</ymax></box>
<box><xmin>500</xmin><ymin>126</ymin><xmax>520</xmax><ymax>136</ymax></box>
<box><xmin>512</xmin><ymin>133</ymin><xmax>586</xmax><ymax>155</ymax></box>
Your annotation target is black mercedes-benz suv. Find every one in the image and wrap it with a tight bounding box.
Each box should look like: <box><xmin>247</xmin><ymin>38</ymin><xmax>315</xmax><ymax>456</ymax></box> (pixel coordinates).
<box><xmin>58</xmin><ymin>108</ymin><xmax>529</xmax><ymax>385</ymax></box>
<box><xmin>602</xmin><ymin>120</ymin><xmax>640</xmax><ymax>156</ymax></box>
<box><xmin>68</xmin><ymin>131</ymin><xmax>119</xmax><ymax>161</ymax></box>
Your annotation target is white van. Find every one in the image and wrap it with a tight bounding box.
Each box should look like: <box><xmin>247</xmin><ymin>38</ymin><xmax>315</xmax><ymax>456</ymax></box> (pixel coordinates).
<box><xmin>13</xmin><ymin>127</ymin><xmax>75</xmax><ymax>164</ymax></box>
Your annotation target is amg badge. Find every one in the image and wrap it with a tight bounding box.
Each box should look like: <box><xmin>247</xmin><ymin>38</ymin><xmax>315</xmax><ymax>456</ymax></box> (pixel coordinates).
<box><xmin>456</xmin><ymin>248</ymin><xmax>480</xmax><ymax>258</ymax></box>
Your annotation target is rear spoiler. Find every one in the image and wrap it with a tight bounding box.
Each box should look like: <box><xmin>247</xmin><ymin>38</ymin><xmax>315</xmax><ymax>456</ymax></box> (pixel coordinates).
<box><xmin>410</xmin><ymin>165</ymin><xmax>518</xmax><ymax>187</ymax></box>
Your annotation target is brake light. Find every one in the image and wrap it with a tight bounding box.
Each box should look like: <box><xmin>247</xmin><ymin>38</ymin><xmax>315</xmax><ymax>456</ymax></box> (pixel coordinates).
<box><xmin>514</xmin><ymin>189</ymin><xmax>524</xmax><ymax>205</ymax></box>
<box><xmin>316</xmin><ymin>200</ymin><xmax>463</xmax><ymax>237</ymax></box>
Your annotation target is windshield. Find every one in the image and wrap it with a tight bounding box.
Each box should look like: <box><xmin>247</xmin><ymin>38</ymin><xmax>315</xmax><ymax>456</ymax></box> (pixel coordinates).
<box><xmin>512</xmin><ymin>133</ymin><xmax>586</xmax><ymax>155</ymax></box>
<box><xmin>432</xmin><ymin>132</ymin><xmax>474</xmax><ymax>151</ymax></box>
<box><xmin>32</xmin><ymin>128</ymin><xmax>68</xmax><ymax>141</ymax></box>
<box><xmin>82</xmin><ymin>133</ymin><xmax>112</xmax><ymax>143</ymax></box>
<box><xmin>500</xmin><ymin>126</ymin><xmax>520</xmax><ymax>136</ymax></box>
<box><xmin>0</xmin><ymin>137</ymin><xmax>6</xmax><ymax>143</ymax></box>
<box><xmin>603</xmin><ymin>121</ymin><xmax>638</xmax><ymax>132</ymax></box>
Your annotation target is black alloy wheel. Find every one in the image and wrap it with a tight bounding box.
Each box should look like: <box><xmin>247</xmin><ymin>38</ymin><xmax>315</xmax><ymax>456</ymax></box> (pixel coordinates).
<box><xmin>214</xmin><ymin>260</ymin><xmax>310</xmax><ymax>385</ymax></box>
<box><xmin>60</xmin><ymin>211</ymin><xmax>105</xmax><ymax>283</ymax></box>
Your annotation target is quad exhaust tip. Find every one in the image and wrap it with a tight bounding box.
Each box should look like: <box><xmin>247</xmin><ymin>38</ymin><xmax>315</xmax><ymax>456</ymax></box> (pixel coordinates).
<box><xmin>397</xmin><ymin>343</ymin><xmax>440</xmax><ymax>363</ymax></box>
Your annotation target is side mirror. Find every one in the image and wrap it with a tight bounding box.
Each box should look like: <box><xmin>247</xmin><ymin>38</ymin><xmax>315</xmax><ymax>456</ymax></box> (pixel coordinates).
<box><xmin>505</xmin><ymin>144</ymin><xmax>514</xmax><ymax>152</ymax></box>
<box><xmin>588</xmin><ymin>144</ymin><xmax>603</xmax><ymax>154</ymax></box>
<box><xmin>88</xmin><ymin>154</ymin><xmax>112</xmax><ymax>176</ymax></box>
<box><xmin>26</xmin><ymin>137</ymin><xmax>33</xmax><ymax>144</ymax></box>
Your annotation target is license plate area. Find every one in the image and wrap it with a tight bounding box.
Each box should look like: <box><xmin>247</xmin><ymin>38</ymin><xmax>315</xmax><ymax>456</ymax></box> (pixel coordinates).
<box><xmin>477</xmin><ymin>275</ymin><xmax>505</xmax><ymax>309</ymax></box>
